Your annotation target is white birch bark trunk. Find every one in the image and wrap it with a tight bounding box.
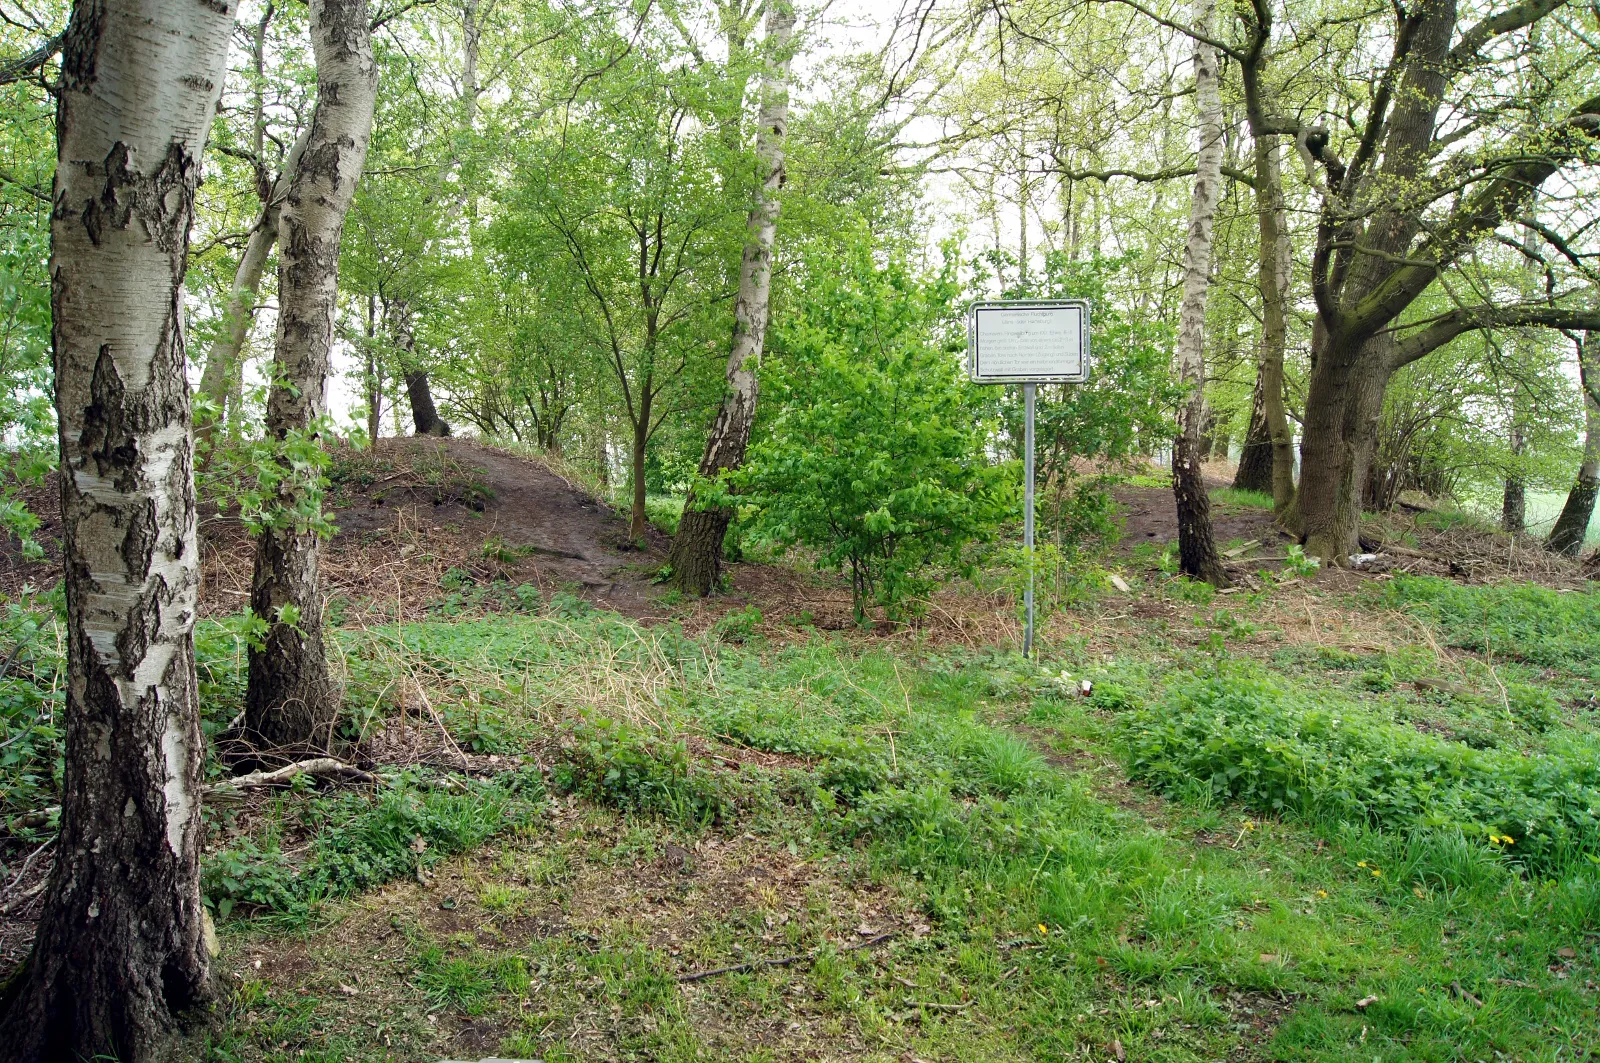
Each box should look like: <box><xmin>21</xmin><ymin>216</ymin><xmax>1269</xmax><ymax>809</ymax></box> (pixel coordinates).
<box><xmin>666</xmin><ymin>0</ymin><xmax>795</xmax><ymax>595</ymax></box>
<box><xmin>0</xmin><ymin>0</ymin><xmax>231</xmax><ymax>1055</ymax></box>
<box><xmin>195</xmin><ymin>126</ymin><xmax>311</xmax><ymax>442</ymax></box>
<box><xmin>244</xmin><ymin>0</ymin><xmax>377</xmax><ymax>750</ymax></box>
<box><xmin>1170</xmin><ymin>0</ymin><xmax>1229</xmax><ymax>587</ymax></box>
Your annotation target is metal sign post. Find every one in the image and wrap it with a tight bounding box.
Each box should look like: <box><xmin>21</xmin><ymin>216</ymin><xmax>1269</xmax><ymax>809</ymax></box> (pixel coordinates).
<box><xmin>1023</xmin><ymin>381</ymin><xmax>1036</xmax><ymax>657</ymax></box>
<box><xmin>967</xmin><ymin>299</ymin><xmax>1091</xmax><ymax>660</ymax></box>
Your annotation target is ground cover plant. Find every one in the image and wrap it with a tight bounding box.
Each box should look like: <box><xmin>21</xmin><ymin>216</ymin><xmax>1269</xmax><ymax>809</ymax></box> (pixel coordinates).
<box><xmin>71</xmin><ymin>556</ymin><xmax>1581</xmax><ymax>1063</ymax></box>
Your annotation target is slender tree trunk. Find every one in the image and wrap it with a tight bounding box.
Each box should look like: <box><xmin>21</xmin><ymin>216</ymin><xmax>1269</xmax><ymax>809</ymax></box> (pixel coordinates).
<box><xmin>1550</xmin><ymin>333</ymin><xmax>1600</xmax><ymax>556</ymax></box>
<box><xmin>364</xmin><ymin>293</ymin><xmax>381</xmax><ymax>443</ymax></box>
<box><xmin>666</xmin><ymin>1</ymin><xmax>795</xmax><ymax>595</ymax></box>
<box><xmin>1233</xmin><ymin>380</ymin><xmax>1273</xmax><ymax>492</ymax></box>
<box><xmin>0</xmin><ymin>1</ymin><xmax>229</xmax><ymax>1057</ymax></box>
<box><xmin>630</xmin><ymin>395</ymin><xmax>651</xmax><ymax>541</ymax></box>
<box><xmin>245</xmin><ymin>0</ymin><xmax>378</xmax><ymax>752</ymax></box>
<box><xmin>1170</xmin><ymin>0</ymin><xmax>1229</xmax><ymax>588</ymax></box>
<box><xmin>390</xmin><ymin>300</ymin><xmax>450</xmax><ymax>436</ymax></box>
<box><xmin>1253</xmin><ymin>135</ymin><xmax>1296</xmax><ymax>514</ymax></box>
<box><xmin>195</xmin><ymin>126</ymin><xmax>311</xmax><ymax>447</ymax></box>
<box><xmin>1502</xmin><ymin>420</ymin><xmax>1527</xmax><ymax>533</ymax></box>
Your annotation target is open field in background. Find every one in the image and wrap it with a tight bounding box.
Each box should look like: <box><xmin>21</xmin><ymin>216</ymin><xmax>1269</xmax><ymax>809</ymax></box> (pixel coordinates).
<box><xmin>2</xmin><ymin>441</ymin><xmax>1598</xmax><ymax>1062</ymax></box>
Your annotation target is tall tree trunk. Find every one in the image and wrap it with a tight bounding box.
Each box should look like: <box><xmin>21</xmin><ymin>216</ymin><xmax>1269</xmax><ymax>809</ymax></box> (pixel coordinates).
<box><xmin>195</xmin><ymin>126</ymin><xmax>311</xmax><ymax>447</ymax></box>
<box><xmin>391</xmin><ymin>300</ymin><xmax>450</xmax><ymax>436</ymax></box>
<box><xmin>630</xmin><ymin>393</ymin><xmax>651</xmax><ymax>541</ymax></box>
<box><xmin>1502</xmin><ymin>420</ymin><xmax>1527</xmax><ymax>533</ymax></box>
<box><xmin>364</xmin><ymin>293</ymin><xmax>381</xmax><ymax>443</ymax></box>
<box><xmin>1233</xmin><ymin>380</ymin><xmax>1274</xmax><ymax>492</ymax></box>
<box><xmin>1170</xmin><ymin>0</ymin><xmax>1229</xmax><ymax>588</ymax></box>
<box><xmin>1253</xmin><ymin>134</ymin><xmax>1296</xmax><ymax>514</ymax></box>
<box><xmin>245</xmin><ymin>0</ymin><xmax>378</xmax><ymax>753</ymax></box>
<box><xmin>666</xmin><ymin>1</ymin><xmax>795</xmax><ymax>595</ymax></box>
<box><xmin>0</xmin><ymin>0</ymin><xmax>230</xmax><ymax>1057</ymax></box>
<box><xmin>1550</xmin><ymin>333</ymin><xmax>1600</xmax><ymax>556</ymax></box>
<box><xmin>1291</xmin><ymin>335</ymin><xmax>1392</xmax><ymax>562</ymax></box>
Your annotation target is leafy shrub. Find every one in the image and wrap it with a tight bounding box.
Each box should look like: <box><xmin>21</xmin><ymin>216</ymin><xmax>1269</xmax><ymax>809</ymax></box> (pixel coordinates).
<box><xmin>1119</xmin><ymin>670</ymin><xmax>1600</xmax><ymax>872</ymax></box>
<box><xmin>709</xmin><ymin>605</ymin><xmax>762</xmax><ymax>644</ymax></box>
<box><xmin>735</xmin><ymin>237</ymin><xmax>1014</xmax><ymax>621</ymax></box>
<box><xmin>551</xmin><ymin>717</ymin><xmax>726</xmax><ymax>827</ymax></box>
<box><xmin>0</xmin><ymin>589</ymin><xmax>63</xmax><ymax>826</ymax></box>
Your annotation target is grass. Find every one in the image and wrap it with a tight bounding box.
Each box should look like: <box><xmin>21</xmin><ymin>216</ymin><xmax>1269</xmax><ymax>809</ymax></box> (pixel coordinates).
<box><xmin>162</xmin><ymin>571</ymin><xmax>1600</xmax><ymax>1062</ymax></box>
<box><xmin>1210</xmin><ymin>486</ymin><xmax>1275</xmax><ymax>510</ymax></box>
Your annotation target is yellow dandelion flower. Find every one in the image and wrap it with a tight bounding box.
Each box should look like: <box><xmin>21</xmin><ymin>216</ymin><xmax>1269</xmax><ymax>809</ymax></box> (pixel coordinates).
<box><xmin>1372</xmin><ymin>869</ymin><xmax>1382</xmax><ymax>877</ymax></box>
<box><xmin>1038</xmin><ymin>923</ymin><xmax>1049</xmax><ymax>934</ymax></box>
<box><xmin>1316</xmin><ymin>890</ymin><xmax>1329</xmax><ymax>899</ymax></box>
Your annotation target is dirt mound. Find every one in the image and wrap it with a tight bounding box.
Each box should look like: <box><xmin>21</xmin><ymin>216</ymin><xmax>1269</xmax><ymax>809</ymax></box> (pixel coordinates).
<box><xmin>244</xmin><ymin>437</ymin><xmax>672</xmax><ymax>619</ymax></box>
<box><xmin>0</xmin><ymin>438</ymin><xmax>674</xmax><ymax>618</ymax></box>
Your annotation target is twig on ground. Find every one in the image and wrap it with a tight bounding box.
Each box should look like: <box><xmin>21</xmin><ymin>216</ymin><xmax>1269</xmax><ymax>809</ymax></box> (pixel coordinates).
<box><xmin>676</xmin><ymin>931</ymin><xmax>897</xmax><ymax>983</ymax></box>
<box><xmin>2</xmin><ymin>835</ymin><xmax>54</xmax><ymax>893</ymax></box>
<box><xmin>208</xmin><ymin>757</ymin><xmax>376</xmax><ymax>793</ymax></box>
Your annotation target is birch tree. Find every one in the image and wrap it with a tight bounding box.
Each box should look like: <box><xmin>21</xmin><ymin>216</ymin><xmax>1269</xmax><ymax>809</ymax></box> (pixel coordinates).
<box><xmin>1170</xmin><ymin>0</ymin><xmax>1227</xmax><ymax>587</ymax></box>
<box><xmin>0</xmin><ymin>0</ymin><xmax>231</xmax><ymax>1055</ymax></box>
<box><xmin>666</xmin><ymin>0</ymin><xmax>796</xmax><ymax>595</ymax></box>
<box><xmin>244</xmin><ymin>0</ymin><xmax>378</xmax><ymax>750</ymax></box>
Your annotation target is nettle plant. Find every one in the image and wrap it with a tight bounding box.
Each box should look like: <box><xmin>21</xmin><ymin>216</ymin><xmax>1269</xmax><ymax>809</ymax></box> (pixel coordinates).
<box><xmin>734</xmin><ymin>238</ymin><xmax>1013</xmax><ymax>621</ymax></box>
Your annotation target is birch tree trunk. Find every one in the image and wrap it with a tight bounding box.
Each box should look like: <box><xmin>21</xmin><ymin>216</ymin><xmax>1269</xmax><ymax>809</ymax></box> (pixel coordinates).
<box><xmin>195</xmin><ymin>126</ymin><xmax>311</xmax><ymax>446</ymax></box>
<box><xmin>1550</xmin><ymin>333</ymin><xmax>1599</xmax><ymax>556</ymax></box>
<box><xmin>245</xmin><ymin>0</ymin><xmax>378</xmax><ymax>752</ymax></box>
<box><xmin>1170</xmin><ymin>0</ymin><xmax>1229</xmax><ymax>588</ymax></box>
<box><xmin>0</xmin><ymin>0</ymin><xmax>230</xmax><ymax>1056</ymax></box>
<box><xmin>666</xmin><ymin>0</ymin><xmax>795</xmax><ymax>595</ymax></box>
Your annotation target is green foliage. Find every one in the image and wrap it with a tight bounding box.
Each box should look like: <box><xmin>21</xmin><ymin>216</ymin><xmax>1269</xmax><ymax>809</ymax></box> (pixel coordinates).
<box><xmin>1119</xmin><ymin>669</ymin><xmax>1600</xmax><ymax>871</ymax></box>
<box><xmin>0</xmin><ymin>587</ymin><xmax>63</xmax><ymax>829</ymax></box>
<box><xmin>203</xmin><ymin>768</ymin><xmax>545</xmax><ymax>923</ymax></box>
<box><xmin>1381</xmin><ymin>575</ymin><xmax>1600</xmax><ymax>678</ymax></box>
<box><xmin>550</xmin><ymin>718</ymin><xmax>726</xmax><ymax>828</ymax></box>
<box><xmin>736</xmin><ymin>237</ymin><xmax>1014</xmax><ymax>620</ymax></box>
<box><xmin>200</xmin><ymin>404</ymin><xmax>340</xmax><ymax>540</ymax></box>
<box><xmin>708</xmin><ymin>605</ymin><xmax>762</xmax><ymax>644</ymax></box>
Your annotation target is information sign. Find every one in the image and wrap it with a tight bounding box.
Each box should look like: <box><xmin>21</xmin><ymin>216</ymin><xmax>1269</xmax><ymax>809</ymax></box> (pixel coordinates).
<box><xmin>968</xmin><ymin>300</ymin><xmax>1090</xmax><ymax>384</ymax></box>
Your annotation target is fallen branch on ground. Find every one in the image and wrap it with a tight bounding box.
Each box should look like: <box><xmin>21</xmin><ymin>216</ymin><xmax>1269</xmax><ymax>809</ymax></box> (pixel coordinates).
<box><xmin>677</xmin><ymin>931</ymin><xmax>898</xmax><ymax>983</ymax></box>
<box><xmin>208</xmin><ymin>758</ymin><xmax>376</xmax><ymax>794</ymax></box>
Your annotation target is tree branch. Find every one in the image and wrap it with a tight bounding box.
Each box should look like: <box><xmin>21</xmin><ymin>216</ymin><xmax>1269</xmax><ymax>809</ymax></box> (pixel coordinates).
<box><xmin>0</xmin><ymin>31</ymin><xmax>60</xmax><ymax>86</ymax></box>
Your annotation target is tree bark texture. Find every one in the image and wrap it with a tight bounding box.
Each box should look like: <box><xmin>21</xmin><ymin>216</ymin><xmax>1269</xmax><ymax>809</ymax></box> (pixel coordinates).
<box><xmin>1253</xmin><ymin>134</ymin><xmax>1295</xmax><ymax>514</ymax></box>
<box><xmin>195</xmin><ymin>126</ymin><xmax>311</xmax><ymax>447</ymax></box>
<box><xmin>1233</xmin><ymin>380</ymin><xmax>1273</xmax><ymax>493</ymax></box>
<box><xmin>1502</xmin><ymin>420</ymin><xmax>1527</xmax><ymax>533</ymax></box>
<box><xmin>391</xmin><ymin>301</ymin><xmax>450</xmax><ymax>436</ymax></box>
<box><xmin>0</xmin><ymin>0</ymin><xmax>231</xmax><ymax>1056</ymax></box>
<box><xmin>1170</xmin><ymin>0</ymin><xmax>1229</xmax><ymax>588</ymax></box>
<box><xmin>666</xmin><ymin>1</ymin><xmax>795</xmax><ymax>595</ymax></box>
<box><xmin>630</xmin><ymin>394</ymin><xmax>651</xmax><ymax>541</ymax></box>
<box><xmin>245</xmin><ymin>0</ymin><xmax>377</xmax><ymax>753</ymax></box>
<box><xmin>1550</xmin><ymin>334</ymin><xmax>1599</xmax><ymax>556</ymax></box>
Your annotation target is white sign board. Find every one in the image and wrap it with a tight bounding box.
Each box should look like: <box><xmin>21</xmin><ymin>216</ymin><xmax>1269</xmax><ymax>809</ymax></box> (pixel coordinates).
<box><xmin>967</xmin><ymin>300</ymin><xmax>1090</xmax><ymax>384</ymax></box>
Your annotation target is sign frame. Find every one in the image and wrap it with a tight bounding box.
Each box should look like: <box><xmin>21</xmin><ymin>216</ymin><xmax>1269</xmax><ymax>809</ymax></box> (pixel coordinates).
<box><xmin>967</xmin><ymin>298</ymin><xmax>1092</xmax><ymax>385</ymax></box>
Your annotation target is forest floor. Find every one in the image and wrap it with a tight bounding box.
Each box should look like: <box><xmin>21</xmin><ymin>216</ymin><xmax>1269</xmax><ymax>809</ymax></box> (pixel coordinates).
<box><xmin>2</xmin><ymin>438</ymin><xmax>1599</xmax><ymax>1063</ymax></box>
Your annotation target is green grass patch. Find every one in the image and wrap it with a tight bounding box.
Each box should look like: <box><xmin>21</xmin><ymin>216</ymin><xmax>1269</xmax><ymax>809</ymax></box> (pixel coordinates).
<box><xmin>1382</xmin><ymin>574</ymin><xmax>1600</xmax><ymax>678</ymax></box>
<box><xmin>1210</xmin><ymin>486</ymin><xmax>1274</xmax><ymax>509</ymax></box>
<box><xmin>1118</xmin><ymin>667</ymin><xmax>1600</xmax><ymax>872</ymax></box>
